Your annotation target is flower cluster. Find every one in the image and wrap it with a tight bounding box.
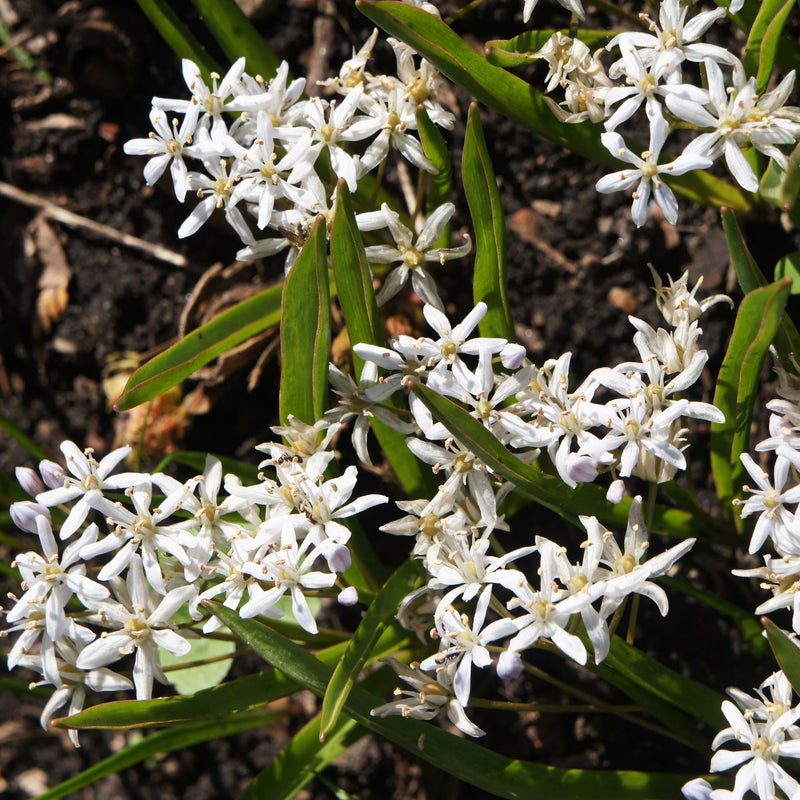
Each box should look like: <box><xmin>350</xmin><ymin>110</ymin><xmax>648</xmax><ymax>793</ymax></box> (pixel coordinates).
<box><xmin>331</xmin><ymin>269</ymin><xmax>725</xmax><ymax>733</ymax></box>
<box><xmin>686</xmin><ymin>360</ymin><xmax>800</xmax><ymax>797</ymax></box>
<box><xmin>5</xmin><ymin>433</ymin><xmax>384</xmax><ymax>743</ymax></box>
<box><xmin>532</xmin><ymin>0</ymin><xmax>800</xmax><ymax>226</ymax></box>
<box><xmin>123</xmin><ymin>35</ymin><xmax>466</xmax><ymax>303</ymax></box>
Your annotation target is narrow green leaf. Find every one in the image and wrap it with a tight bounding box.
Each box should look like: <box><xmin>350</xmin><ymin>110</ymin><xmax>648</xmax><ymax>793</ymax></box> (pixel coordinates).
<box><xmin>485</xmin><ymin>30</ymin><xmax>616</xmax><ymax>68</ymax></box>
<box><xmin>357</xmin><ymin>0</ymin><xmax>750</xmax><ymax>213</ymax></box>
<box><xmin>721</xmin><ymin>208</ymin><xmax>800</xmax><ymax>372</ymax></box>
<box><xmin>587</xmin><ymin>636</ymin><xmax>725</xmax><ymax>752</ymax></box>
<box><xmin>711</xmin><ymin>280</ymin><xmax>790</xmax><ymax>519</ymax></box>
<box><xmin>764</xmin><ymin>618</ymin><xmax>800</xmax><ymax>695</ymax></box>
<box><xmin>463</xmin><ymin>103</ymin><xmax>515</xmax><ymax>341</ymax></box>
<box><xmin>330</xmin><ymin>184</ymin><xmax>437</xmax><ymax>498</ymax></box>
<box><xmin>0</xmin><ymin>408</ymin><xmax>49</xmax><ymax>461</ymax></box>
<box><xmin>662</xmin><ymin>575</ymin><xmax>768</xmax><ymax>656</ymax></box>
<box><xmin>331</xmin><ymin>182</ymin><xmax>383</xmax><ymax>375</ymax></box>
<box><xmin>190</xmin><ymin>0</ymin><xmax>281</xmax><ymax>80</ymax></box>
<box><xmin>212</xmin><ymin>603</ymin><xmax>697</xmax><ymax>799</ymax></box>
<box><xmin>57</xmin><ymin>625</ymin><xmax>410</xmax><ymax>731</ymax></box>
<box><xmin>412</xmin><ymin>383</ymin><xmax>731</xmax><ymax>543</ymax></box>
<box><xmin>279</xmin><ymin>217</ymin><xmax>330</xmax><ymax>426</ymax></box>
<box><xmin>136</xmin><ymin>0</ymin><xmax>220</xmax><ymax>78</ymax></box>
<box><xmin>415</xmin><ymin>107</ymin><xmax>453</xmax><ymax>246</ymax></box>
<box><xmin>743</xmin><ymin>0</ymin><xmax>796</xmax><ymax>94</ymax></box>
<box><xmin>320</xmin><ymin>558</ymin><xmax>423</xmax><ymax>740</ymax></box>
<box><xmin>239</xmin><ymin>715</ymin><xmax>363</xmax><ymax>800</ymax></box>
<box><xmin>116</xmin><ymin>282</ymin><xmax>282</xmax><ymax>410</ymax></box>
<box><xmin>775</xmin><ymin>251</ymin><xmax>800</xmax><ymax>293</ymax></box>
<box><xmin>37</xmin><ymin>709</ymin><xmax>279</xmax><ymax>800</ymax></box>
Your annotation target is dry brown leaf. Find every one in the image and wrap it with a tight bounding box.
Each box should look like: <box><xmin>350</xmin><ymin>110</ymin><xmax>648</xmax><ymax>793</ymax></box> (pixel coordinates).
<box><xmin>30</xmin><ymin>214</ymin><xmax>71</xmax><ymax>332</ymax></box>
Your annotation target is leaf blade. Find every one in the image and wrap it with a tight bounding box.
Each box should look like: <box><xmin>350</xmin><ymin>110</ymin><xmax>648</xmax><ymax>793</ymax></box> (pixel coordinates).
<box><xmin>279</xmin><ymin>217</ymin><xmax>331</xmax><ymax>426</ymax></box>
<box><xmin>463</xmin><ymin>103</ymin><xmax>515</xmax><ymax>341</ymax></box>
<box><xmin>116</xmin><ymin>282</ymin><xmax>282</xmax><ymax>410</ymax></box>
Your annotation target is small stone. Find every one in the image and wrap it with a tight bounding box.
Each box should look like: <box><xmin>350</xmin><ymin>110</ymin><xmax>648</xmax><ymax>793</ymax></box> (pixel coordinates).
<box><xmin>607</xmin><ymin>286</ymin><xmax>637</xmax><ymax>314</ymax></box>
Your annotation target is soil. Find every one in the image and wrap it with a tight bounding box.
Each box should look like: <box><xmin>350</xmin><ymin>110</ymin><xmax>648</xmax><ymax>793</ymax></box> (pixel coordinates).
<box><xmin>0</xmin><ymin>1</ymin><xmax>797</xmax><ymax>798</ymax></box>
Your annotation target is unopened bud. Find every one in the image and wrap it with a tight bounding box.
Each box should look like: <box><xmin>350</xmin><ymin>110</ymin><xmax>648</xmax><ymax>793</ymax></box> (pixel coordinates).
<box><xmin>500</xmin><ymin>342</ymin><xmax>526</xmax><ymax>370</ymax></box>
<box><xmin>16</xmin><ymin>467</ymin><xmax>45</xmax><ymax>496</ymax></box>
<box><xmin>496</xmin><ymin>650</ymin><xmax>523</xmax><ymax>680</ymax></box>
<box><xmin>326</xmin><ymin>544</ymin><xmax>352</xmax><ymax>574</ymax></box>
<box><xmin>337</xmin><ymin>586</ymin><xmax>359</xmax><ymax>606</ymax></box>
<box><xmin>606</xmin><ymin>479</ymin><xmax>626</xmax><ymax>505</ymax></box>
<box><xmin>10</xmin><ymin>501</ymin><xmax>51</xmax><ymax>533</ymax></box>
<box><xmin>39</xmin><ymin>460</ymin><xmax>65</xmax><ymax>489</ymax></box>
<box><xmin>566</xmin><ymin>454</ymin><xmax>599</xmax><ymax>484</ymax></box>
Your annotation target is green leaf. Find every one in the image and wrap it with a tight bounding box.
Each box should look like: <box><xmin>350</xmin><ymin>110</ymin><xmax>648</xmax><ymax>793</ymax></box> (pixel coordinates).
<box><xmin>463</xmin><ymin>103</ymin><xmax>515</xmax><ymax>341</ymax></box>
<box><xmin>743</xmin><ymin>0</ymin><xmax>796</xmax><ymax>94</ymax></box>
<box><xmin>775</xmin><ymin>251</ymin><xmax>800</xmax><ymax>293</ymax></box>
<box><xmin>412</xmin><ymin>383</ymin><xmax>731</xmax><ymax>543</ymax></box>
<box><xmin>357</xmin><ymin>0</ymin><xmax>750</xmax><ymax>213</ymax></box>
<box><xmin>320</xmin><ymin>558</ymin><xmax>423</xmax><ymax>741</ymax></box>
<box><xmin>662</xmin><ymin>575</ymin><xmax>768</xmax><ymax>656</ymax></box>
<box><xmin>116</xmin><ymin>281</ymin><xmax>282</xmax><ymax>410</ymax></box>
<box><xmin>595</xmin><ymin>638</ymin><xmax>724</xmax><ymax>742</ymax></box>
<box><xmin>330</xmin><ymin>184</ymin><xmax>437</xmax><ymax>498</ymax></box>
<box><xmin>0</xmin><ymin>407</ymin><xmax>49</xmax><ymax>461</ymax></box>
<box><xmin>160</xmin><ymin>636</ymin><xmax>236</xmax><ymax>695</ymax></box>
<box><xmin>721</xmin><ymin>208</ymin><xmax>800</xmax><ymax>372</ymax></box>
<box><xmin>190</xmin><ymin>0</ymin><xmax>281</xmax><ymax>80</ymax></box>
<box><xmin>238</xmin><ymin>711</ymin><xmax>364</xmax><ymax>800</ymax></box>
<box><xmin>764</xmin><ymin>618</ymin><xmax>800</xmax><ymax>695</ymax></box>
<box><xmin>57</xmin><ymin>626</ymin><xmax>410</xmax><ymax>731</ymax></box>
<box><xmin>415</xmin><ymin>106</ymin><xmax>453</xmax><ymax>246</ymax></box>
<box><xmin>212</xmin><ymin>603</ymin><xmax>697</xmax><ymax>799</ymax></box>
<box><xmin>711</xmin><ymin>279</ymin><xmax>791</xmax><ymax>520</ymax></box>
<box><xmin>136</xmin><ymin>0</ymin><xmax>220</xmax><ymax>78</ymax></box>
<box><xmin>279</xmin><ymin>217</ymin><xmax>330</xmax><ymax>426</ymax></box>
<box><xmin>331</xmin><ymin>183</ymin><xmax>383</xmax><ymax>375</ymax></box>
<box><xmin>37</xmin><ymin>709</ymin><xmax>279</xmax><ymax>800</ymax></box>
<box><xmin>485</xmin><ymin>29</ymin><xmax>617</xmax><ymax>68</ymax></box>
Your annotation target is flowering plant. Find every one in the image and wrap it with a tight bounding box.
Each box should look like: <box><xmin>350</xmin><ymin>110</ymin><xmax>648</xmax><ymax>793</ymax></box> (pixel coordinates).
<box><xmin>4</xmin><ymin>0</ymin><xmax>800</xmax><ymax>798</ymax></box>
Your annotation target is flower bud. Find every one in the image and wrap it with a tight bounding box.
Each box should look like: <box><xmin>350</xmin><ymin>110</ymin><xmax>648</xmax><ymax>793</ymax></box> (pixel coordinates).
<box><xmin>681</xmin><ymin>778</ymin><xmax>712</xmax><ymax>800</ymax></box>
<box><xmin>500</xmin><ymin>342</ymin><xmax>526</xmax><ymax>370</ymax></box>
<box><xmin>39</xmin><ymin>459</ymin><xmax>65</xmax><ymax>489</ymax></box>
<box><xmin>10</xmin><ymin>501</ymin><xmax>51</xmax><ymax>533</ymax></box>
<box><xmin>326</xmin><ymin>544</ymin><xmax>352</xmax><ymax>574</ymax></box>
<box><xmin>496</xmin><ymin>650</ymin><xmax>523</xmax><ymax>681</ymax></box>
<box><xmin>606</xmin><ymin>478</ymin><xmax>625</xmax><ymax>504</ymax></box>
<box><xmin>566</xmin><ymin>454</ymin><xmax>599</xmax><ymax>484</ymax></box>
<box><xmin>337</xmin><ymin>586</ymin><xmax>359</xmax><ymax>606</ymax></box>
<box><xmin>15</xmin><ymin>467</ymin><xmax>45</xmax><ymax>497</ymax></box>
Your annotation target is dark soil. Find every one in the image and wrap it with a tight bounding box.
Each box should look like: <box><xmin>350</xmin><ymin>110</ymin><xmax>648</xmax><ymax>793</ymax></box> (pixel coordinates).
<box><xmin>0</xmin><ymin>1</ymin><xmax>796</xmax><ymax>798</ymax></box>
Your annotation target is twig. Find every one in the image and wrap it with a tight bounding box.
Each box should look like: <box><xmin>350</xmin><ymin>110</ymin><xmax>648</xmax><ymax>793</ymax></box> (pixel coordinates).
<box><xmin>0</xmin><ymin>180</ymin><xmax>189</xmax><ymax>268</ymax></box>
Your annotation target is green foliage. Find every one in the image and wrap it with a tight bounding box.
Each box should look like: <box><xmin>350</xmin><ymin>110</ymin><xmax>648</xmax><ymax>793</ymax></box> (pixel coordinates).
<box><xmin>711</xmin><ymin>279</ymin><xmax>792</xmax><ymax>520</ymax></box>
<box><xmin>117</xmin><ymin>282</ymin><xmax>282</xmax><ymax>410</ymax></box>
<box><xmin>212</xmin><ymin>603</ymin><xmax>698</xmax><ymax>799</ymax></box>
<box><xmin>279</xmin><ymin>218</ymin><xmax>331</xmax><ymax>426</ymax></box>
<box><xmin>463</xmin><ymin>103</ymin><xmax>515</xmax><ymax>341</ymax></box>
<box><xmin>743</xmin><ymin>0</ymin><xmax>797</xmax><ymax>93</ymax></box>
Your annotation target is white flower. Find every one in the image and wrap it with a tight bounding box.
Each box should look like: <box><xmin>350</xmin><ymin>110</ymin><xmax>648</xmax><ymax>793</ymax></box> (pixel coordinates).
<box><xmin>596</xmin><ymin>115</ymin><xmax>712</xmax><ymax>226</ymax></box>
<box><xmin>8</xmin><ymin>517</ymin><xmax>107</xmax><ymax>642</ymax></box>
<box><xmin>123</xmin><ymin>104</ymin><xmax>201</xmax><ymax>201</ymax></box>
<box><xmin>35</xmin><ymin>441</ymin><xmax>144</xmax><ymax>540</ymax></box>
<box><xmin>76</xmin><ymin>556</ymin><xmax>195</xmax><ymax>700</ymax></box>
<box><xmin>365</xmin><ymin>203</ymin><xmax>471</xmax><ymax>310</ymax></box>
<box><xmin>371</xmin><ymin>657</ymin><xmax>485</xmax><ymax>737</ymax></box>
<box><xmin>710</xmin><ymin>698</ymin><xmax>800</xmax><ymax>800</ymax></box>
<box><xmin>155</xmin><ymin>57</ymin><xmax>246</xmax><ymax>142</ymax></box>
